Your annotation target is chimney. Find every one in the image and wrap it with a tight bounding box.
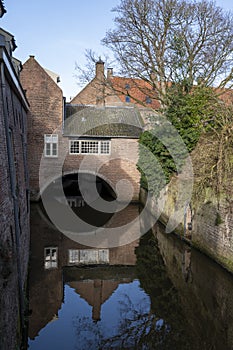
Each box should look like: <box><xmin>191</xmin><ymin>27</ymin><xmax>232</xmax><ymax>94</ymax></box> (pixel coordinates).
<box><xmin>107</xmin><ymin>68</ymin><xmax>113</xmax><ymax>79</ymax></box>
<box><xmin>95</xmin><ymin>58</ymin><xmax>105</xmax><ymax>81</ymax></box>
<box><xmin>92</xmin><ymin>280</ymin><xmax>102</xmax><ymax>321</ymax></box>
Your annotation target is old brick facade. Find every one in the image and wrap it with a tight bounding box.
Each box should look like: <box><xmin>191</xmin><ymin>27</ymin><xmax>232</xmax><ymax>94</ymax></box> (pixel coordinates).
<box><xmin>20</xmin><ymin>56</ymin><xmax>64</xmax><ymax>199</ymax></box>
<box><xmin>71</xmin><ymin>60</ymin><xmax>160</xmax><ymax>127</ymax></box>
<box><xmin>0</xmin><ymin>28</ymin><xmax>30</xmax><ymax>349</ymax></box>
<box><xmin>21</xmin><ymin>57</ymin><xmax>143</xmax><ymax>202</ymax></box>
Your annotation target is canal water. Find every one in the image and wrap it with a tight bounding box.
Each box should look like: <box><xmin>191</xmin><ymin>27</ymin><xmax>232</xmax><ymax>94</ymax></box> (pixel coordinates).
<box><xmin>27</xmin><ymin>201</ymin><xmax>233</xmax><ymax>350</ymax></box>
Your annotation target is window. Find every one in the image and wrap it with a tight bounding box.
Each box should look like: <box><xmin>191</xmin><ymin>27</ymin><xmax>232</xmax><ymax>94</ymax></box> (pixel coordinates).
<box><xmin>70</xmin><ymin>140</ymin><xmax>79</xmax><ymax>154</ymax></box>
<box><xmin>146</xmin><ymin>96</ymin><xmax>152</xmax><ymax>104</ymax></box>
<box><xmin>44</xmin><ymin>134</ymin><xmax>58</xmax><ymax>157</ymax></box>
<box><xmin>125</xmin><ymin>95</ymin><xmax>130</xmax><ymax>102</ymax></box>
<box><xmin>100</xmin><ymin>141</ymin><xmax>110</xmax><ymax>154</ymax></box>
<box><xmin>81</xmin><ymin>141</ymin><xmax>99</xmax><ymax>154</ymax></box>
<box><xmin>69</xmin><ymin>249</ymin><xmax>80</xmax><ymax>263</ymax></box>
<box><xmin>68</xmin><ymin>249</ymin><xmax>109</xmax><ymax>264</ymax></box>
<box><xmin>44</xmin><ymin>247</ymin><xmax>58</xmax><ymax>269</ymax></box>
<box><xmin>69</xmin><ymin>140</ymin><xmax>110</xmax><ymax>155</ymax></box>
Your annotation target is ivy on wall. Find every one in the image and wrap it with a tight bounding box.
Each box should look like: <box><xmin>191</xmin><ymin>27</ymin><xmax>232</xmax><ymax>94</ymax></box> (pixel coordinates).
<box><xmin>137</xmin><ymin>84</ymin><xmax>231</xmax><ymax>199</ymax></box>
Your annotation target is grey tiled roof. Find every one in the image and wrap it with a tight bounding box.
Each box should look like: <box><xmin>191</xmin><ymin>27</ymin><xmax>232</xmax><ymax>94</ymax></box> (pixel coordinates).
<box><xmin>64</xmin><ymin>105</ymin><xmax>144</xmax><ymax>138</ymax></box>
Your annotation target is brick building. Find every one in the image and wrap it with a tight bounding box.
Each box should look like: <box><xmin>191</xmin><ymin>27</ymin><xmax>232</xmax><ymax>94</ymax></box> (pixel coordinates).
<box><xmin>71</xmin><ymin>59</ymin><xmax>160</xmax><ymax>125</ymax></box>
<box><xmin>20</xmin><ymin>55</ymin><xmax>64</xmax><ymax>200</ymax></box>
<box><xmin>0</xmin><ymin>24</ymin><xmax>30</xmax><ymax>349</ymax></box>
<box><xmin>21</xmin><ymin>57</ymin><xmax>144</xmax><ymax>203</ymax></box>
<box><xmin>28</xmin><ymin>203</ymin><xmax>138</xmax><ymax>338</ymax></box>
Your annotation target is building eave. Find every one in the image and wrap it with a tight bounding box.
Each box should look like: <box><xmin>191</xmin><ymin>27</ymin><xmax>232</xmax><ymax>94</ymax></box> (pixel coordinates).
<box><xmin>0</xmin><ymin>47</ymin><xmax>29</xmax><ymax>110</ymax></box>
<box><xmin>0</xmin><ymin>1</ymin><xmax>6</xmax><ymax>18</ymax></box>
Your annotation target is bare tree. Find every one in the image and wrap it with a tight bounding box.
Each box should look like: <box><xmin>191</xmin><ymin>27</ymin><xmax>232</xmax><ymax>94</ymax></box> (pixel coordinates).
<box><xmin>102</xmin><ymin>0</ymin><xmax>233</xmax><ymax>104</ymax></box>
<box><xmin>74</xmin><ymin>49</ymin><xmax>115</xmax><ymax>88</ymax></box>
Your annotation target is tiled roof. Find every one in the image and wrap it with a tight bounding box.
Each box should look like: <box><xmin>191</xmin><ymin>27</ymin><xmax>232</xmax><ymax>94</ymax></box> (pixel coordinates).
<box><xmin>64</xmin><ymin>105</ymin><xmax>144</xmax><ymax>138</ymax></box>
<box><xmin>108</xmin><ymin>76</ymin><xmax>161</xmax><ymax>110</ymax></box>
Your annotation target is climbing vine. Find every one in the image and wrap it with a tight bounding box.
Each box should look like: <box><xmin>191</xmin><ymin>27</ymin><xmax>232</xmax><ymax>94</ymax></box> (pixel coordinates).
<box><xmin>192</xmin><ymin>101</ymin><xmax>233</xmax><ymax>204</ymax></box>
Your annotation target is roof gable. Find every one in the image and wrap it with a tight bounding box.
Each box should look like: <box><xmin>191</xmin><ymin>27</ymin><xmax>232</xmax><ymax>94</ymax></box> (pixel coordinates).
<box><xmin>22</xmin><ymin>56</ymin><xmax>62</xmax><ymax>94</ymax></box>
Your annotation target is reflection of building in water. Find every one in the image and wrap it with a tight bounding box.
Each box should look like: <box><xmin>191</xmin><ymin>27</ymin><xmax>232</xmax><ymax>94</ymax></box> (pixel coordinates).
<box><xmin>28</xmin><ymin>204</ymin><xmax>138</xmax><ymax>339</ymax></box>
<box><xmin>66</xmin><ymin>269</ymin><xmax>135</xmax><ymax>322</ymax></box>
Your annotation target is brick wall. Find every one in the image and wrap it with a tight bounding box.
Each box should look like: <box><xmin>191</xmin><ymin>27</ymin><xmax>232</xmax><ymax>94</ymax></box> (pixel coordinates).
<box><xmin>20</xmin><ymin>56</ymin><xmax>63</xmax><ymax>199</ymax></box>
<box><xmin>0</xmin><ymin>51</ymin><xmax>29</xmax><ymax>349</ymax></box>
<box><xmin>21</xmin><ymin>57</ymin><xmax>141</xmax><ymax>202</ymax></box>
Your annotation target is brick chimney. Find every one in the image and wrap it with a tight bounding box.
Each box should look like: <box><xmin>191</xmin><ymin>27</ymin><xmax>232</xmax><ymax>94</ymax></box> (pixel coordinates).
<box><xmin>107</xmin><ymin>68</ymin><xmax>113</xmax><ymax>79</ymax></box>
<box><xmin>95</xmin><ymin>58</ymin><xmax>105</xmax><ymax>81</ymax></box>
<box><xmin>95</xmin><ymin>58</ymin><xmax>105</xmax><ymax>106</ymax></box>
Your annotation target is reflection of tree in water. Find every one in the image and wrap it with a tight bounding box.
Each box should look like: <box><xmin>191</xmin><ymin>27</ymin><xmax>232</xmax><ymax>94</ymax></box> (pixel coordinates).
<box><xmin>73</xmin><ymin>231</ymin><xmax>196</xmax><ymax>350</ymax></box>
<box><xmin>135</xmin><ymin>230</ymin><xmax>197</xmax><ymax>349</ymax></box>
<box><xmin>73</xmin><ymin>286</ymin><xmax>157</xmax><ymax>350</ymax></box>
<box><xmin>100</xmin><ymin>293</ymin><xmax>170</xmax><ymax>349</ymax></box>
<box><xmin>73</xmin><ymin>316</ymin><xmax>103</xmax><ymax>350</ymax></box>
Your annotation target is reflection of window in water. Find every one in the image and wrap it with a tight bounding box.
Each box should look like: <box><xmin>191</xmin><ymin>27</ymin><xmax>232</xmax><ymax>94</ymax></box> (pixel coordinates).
<box><xmin>68</xmin><ymin>249</ymin><xmax>109</xmax><ymax>264</ymax></box>
<box><xmin>44</xmin><ymin>247</ymin><xmax>58</xmax><ymax>269</ymax></box>
<box><xmin>69</xmin><ymin>249</ymin><xmax>80</xmax><ymax>263</ymax></box>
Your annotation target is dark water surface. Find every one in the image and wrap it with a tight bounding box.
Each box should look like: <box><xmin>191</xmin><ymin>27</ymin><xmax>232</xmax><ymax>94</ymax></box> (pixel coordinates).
<box><xmin>27</xmin><ymin>202</ymin><xmax>233</xmax><ymax>350</ymax></box>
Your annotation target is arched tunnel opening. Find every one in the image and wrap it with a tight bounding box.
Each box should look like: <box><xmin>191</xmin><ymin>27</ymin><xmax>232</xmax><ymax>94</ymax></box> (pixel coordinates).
<box><xmin>62</xmin><ymin>173</ymin><xmax>116</xmax><ymax>201</ymax></box>
<box><xmin>42</xmin><ymin>173</ymin><xmax>117</xmax><ymax>228</ymax></box>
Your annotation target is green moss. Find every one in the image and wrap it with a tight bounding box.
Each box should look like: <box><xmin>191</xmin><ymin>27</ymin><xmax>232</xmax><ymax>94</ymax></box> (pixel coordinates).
<box><xmin>192</xmin><ymin>240</ymin><xmax>233</xmax><ymax>274</ymax></box>
<box><xmin>215</xmin><ymin>212</ymin><xmax>223</xmax><ymax>226</ymax></box>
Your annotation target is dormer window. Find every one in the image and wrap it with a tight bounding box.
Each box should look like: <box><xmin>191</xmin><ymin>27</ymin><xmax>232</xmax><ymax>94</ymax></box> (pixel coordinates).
<box><xmin>146</xmin><ymin>96</ymin><xmax>152</xmax><ymax>104</ymax></box>
<box><xmin>125</xmin><ymin>83</ymin><xmax>130</xmax><ymax>90</ymax></box>
<box><xmin>125</xmin><ymin>95</ymin><xmax>130</xmax><ymax>103</ymax></box>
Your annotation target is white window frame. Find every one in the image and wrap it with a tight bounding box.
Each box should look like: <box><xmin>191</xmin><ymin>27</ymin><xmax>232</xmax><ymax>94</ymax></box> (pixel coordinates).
<box><xmin>44</xmin><ymin>247</ymin><xmax>58</xmax><ymax>269</ymax></box>
<box><xmin>69</xmin><ymin>249</ymin><xmax>80</xmax><ymax>263</ymax></box>
<box><xmin>68</xmin><ymin>249</ymin><xmax>109</xmax><ymax>264</ymax></box>
<box><xmin>69</xmin><ymin>140</ymin><xmax>111</xmax><ymax>155</ymax></box>
<box><xmin>44</xmin><ymin>134</ymin><xmax>58</xmax><ymax>157</ymax></box>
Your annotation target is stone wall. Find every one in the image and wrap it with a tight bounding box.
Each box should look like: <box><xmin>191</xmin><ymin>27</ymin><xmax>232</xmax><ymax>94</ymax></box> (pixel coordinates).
<box><xmin>152</xmin><ymin>223</ymin><xmax>233</xmax><ymax>349</ymax></box>
<box><xmin>140</xmin><ymin>138</ymin><xmax>233</xmax><ymax>273</ymax></box>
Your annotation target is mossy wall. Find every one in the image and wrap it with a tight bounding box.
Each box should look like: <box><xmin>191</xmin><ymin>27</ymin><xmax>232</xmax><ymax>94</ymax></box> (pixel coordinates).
<box><xmin>140</xmin><ymin>134</ymin><xmax>233</xmax><ymax>273</ymax></box>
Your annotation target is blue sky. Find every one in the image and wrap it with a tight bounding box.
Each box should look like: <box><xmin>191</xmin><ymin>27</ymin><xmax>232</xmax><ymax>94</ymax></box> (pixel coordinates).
<box><xmin>1</xmin><ymin>0</ymin><xmax>233</xmax><ymax>99</ymax></box>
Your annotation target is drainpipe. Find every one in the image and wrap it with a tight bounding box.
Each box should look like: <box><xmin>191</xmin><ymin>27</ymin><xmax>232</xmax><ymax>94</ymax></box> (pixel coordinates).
<box><xmin>0</xmin><ymin>60</ymin><xmax>25</xmax><ymax>338</ymax></box>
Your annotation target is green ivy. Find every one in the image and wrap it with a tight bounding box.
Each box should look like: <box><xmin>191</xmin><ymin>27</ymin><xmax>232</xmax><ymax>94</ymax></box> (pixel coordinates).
<box><xmin>138</xmin><ymin>84</ymin><xmax>220</xmax><ymax>197</ymax></box>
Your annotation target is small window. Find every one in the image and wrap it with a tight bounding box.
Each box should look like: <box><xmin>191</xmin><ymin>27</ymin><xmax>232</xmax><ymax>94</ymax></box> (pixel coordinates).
<box><xmin>146</xmin><ymin>96</ymin><xmax>152</xmax><ymax>104</ymax></box>
<box><xmin>69</xmin><ymin>249</ymin><xmax>80</xmax><ymax>263</ymax></box>
<box><xmin>81</xmin><ymin>141</ymin><xmax>99</xmax><ymax>154</ymax></box>
<box><xmin>125</xmin><ymin>95</ymin><xmax>130</xmax><ymax>103</ymax></box>
<box><xmin>100</xmin><ymin>141</ymin><xmax>110</xmax><ymax>154</ymax></box>
<box><xmin>125</xmin><ymin>83</ymin><xmax>130</xmax><ymax>90</ymax></box>
<box><xmin>44</xmin><ymin>247</ymin><xmax>58</xmax><ymax>269</ymax></box>
<box><xmin>44</xmin><ymin>134</ymin><xmax>58</xmax><ymax>157</ymax></box>
<box><xmin>70</xmin><ymin>140</ymin><xmax>80</xmax><ymax>154</ymax></box>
